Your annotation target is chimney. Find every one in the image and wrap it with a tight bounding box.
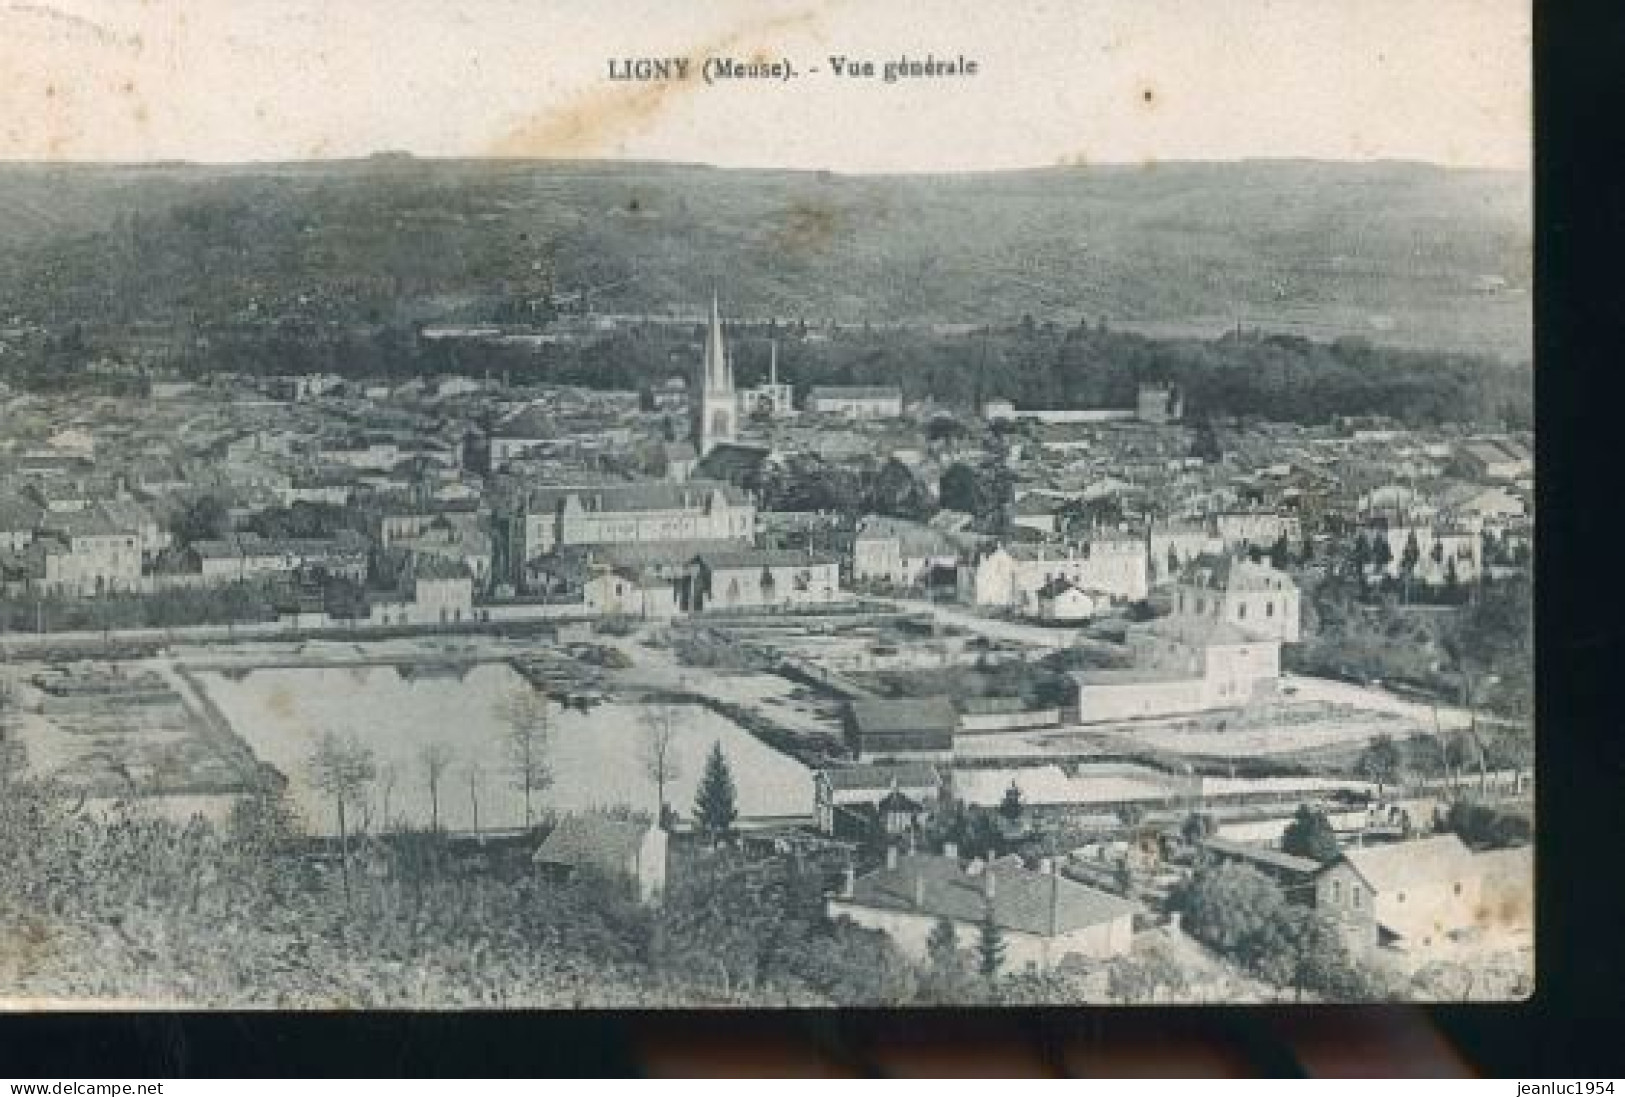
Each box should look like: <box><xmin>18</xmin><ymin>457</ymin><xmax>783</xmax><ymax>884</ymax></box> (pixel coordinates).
<box><xmin>841</xmin><ymin>865</ymin><xmax>855</xmax><ymax>899</ymax></box>
<box><xmin>1039</xmin><ymin>856</ymin><xmax>1053</xmax><ymax>875</ymax></box>
<box><xmin>943</xmin><ymin>841</ymin><xmax>958</xmax><ymax>861</ymax></box>
<box><xmin>886</xmin><ymin>845</ymin><xmax>899</xmax><ymax>870</ymax></box>
<box><xmin>913</xmin><ymin>874</ymin><xmax>925</xmax><ymax>910</ymax></box>
<box><xmin>984</xmin><ymin>867</ymin><xmax>996</xmax><ymax>902</ymax></box>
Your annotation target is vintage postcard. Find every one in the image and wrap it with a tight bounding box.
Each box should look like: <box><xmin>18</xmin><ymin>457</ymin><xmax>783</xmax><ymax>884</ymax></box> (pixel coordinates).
<box><xmin>0</xmin><ymin>0</ymin><xmax>1531</xmax><ymax>1007</ymax></box>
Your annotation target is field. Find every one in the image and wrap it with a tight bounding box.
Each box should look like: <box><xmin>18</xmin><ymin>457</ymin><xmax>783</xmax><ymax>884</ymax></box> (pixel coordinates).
<box><xmin>5</xmin><ymin>662</ymin><xmax>252</xmax><ymax>795</ymax></box>
<box><xmin>194</xmin><ymin>661</ymin><xmax>815</xmax><ymax>836</ymax></box>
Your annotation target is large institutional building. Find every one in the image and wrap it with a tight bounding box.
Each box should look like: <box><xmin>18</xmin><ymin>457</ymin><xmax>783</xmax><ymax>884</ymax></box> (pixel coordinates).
<box><xmin>515</xmin><ymin>481</ymin><xmax>755</xmax><ymax>560</ymax></box>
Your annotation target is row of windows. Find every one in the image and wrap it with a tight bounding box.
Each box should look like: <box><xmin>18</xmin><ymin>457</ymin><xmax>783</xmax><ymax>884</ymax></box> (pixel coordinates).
<box><xmin>1328</xmin><ymin>879</ymin><xmax>1466</xmax><ymax>907</ymax></box>
<box><xmin>1181</xmin><ymin>593</ymin><xmax>1280</xmax><ymax>619</ymax></box>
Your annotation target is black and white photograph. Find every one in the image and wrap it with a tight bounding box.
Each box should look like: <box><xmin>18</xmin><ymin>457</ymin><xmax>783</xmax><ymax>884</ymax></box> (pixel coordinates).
<box><xmin>0</xmin><ymin>0</ymin><xmax>1531</xmax><ymax>1008</ymax></box>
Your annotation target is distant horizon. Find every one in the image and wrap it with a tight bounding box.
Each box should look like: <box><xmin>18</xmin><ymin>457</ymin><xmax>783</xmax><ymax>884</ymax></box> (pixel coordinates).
<box><xmin>0</xmin><ymin>153</ymin><xmax>1531</xmax><ymax>178</ymax></box>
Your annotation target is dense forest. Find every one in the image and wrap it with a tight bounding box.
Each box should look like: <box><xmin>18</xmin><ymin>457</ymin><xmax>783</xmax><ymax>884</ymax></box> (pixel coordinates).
<box><xmin>124</xmin><ymin>317</ymin><xmax>1525</xmax><ymax>428</ymax></box>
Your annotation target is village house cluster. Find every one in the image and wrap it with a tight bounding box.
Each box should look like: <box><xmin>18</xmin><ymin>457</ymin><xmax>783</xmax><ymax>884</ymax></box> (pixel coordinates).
<box><xmin>0</xmin><ymin>296</ymin><xmax>1533</xmax><ymax>997</ymax></box>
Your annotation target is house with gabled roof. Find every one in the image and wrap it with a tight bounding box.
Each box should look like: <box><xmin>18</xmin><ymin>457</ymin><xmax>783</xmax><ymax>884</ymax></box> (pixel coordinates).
<box><xmin>1172</xmin><ymin>552</ymin><xmax>1301</xmax><ymax>642</ymax></box>
<box><xmin>534</xmin><ymin>814</ymin><xmax>668</xmax><ymax>904</ymax></box>
<box><xmin>828</xmin><ymin>850</ymin><xmax>1138</xmax><ymax>970</ymax></box>
<box><xmin>845</xmin><ymin>698</ymin><xmax>958</xmax><ymax>763</ymax></box>
<box><xmin>1313</xmin><ymin>834</ymin><xmax>1483</xmax><ymax>952</ymax></box>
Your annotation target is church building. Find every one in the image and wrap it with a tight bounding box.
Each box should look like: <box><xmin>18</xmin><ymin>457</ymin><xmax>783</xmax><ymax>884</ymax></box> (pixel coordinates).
<box><xmin>694</xmin><ymin>292</ymin><xmax>737</xmax><ymax>456</ymax></box>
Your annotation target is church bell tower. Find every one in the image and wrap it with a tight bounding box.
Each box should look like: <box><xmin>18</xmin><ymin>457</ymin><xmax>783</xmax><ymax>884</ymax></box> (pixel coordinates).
<box><xmin>695</xmin><ymin>291</ymin><xmax>736</xmax><ymax>456</ymax></box>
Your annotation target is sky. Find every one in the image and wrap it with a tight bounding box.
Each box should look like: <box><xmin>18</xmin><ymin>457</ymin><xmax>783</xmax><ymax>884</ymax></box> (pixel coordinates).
<box><xmin>0</xmin><ymin>0</ymin><xmax>1530</xmax><ymax>173</ymax></box>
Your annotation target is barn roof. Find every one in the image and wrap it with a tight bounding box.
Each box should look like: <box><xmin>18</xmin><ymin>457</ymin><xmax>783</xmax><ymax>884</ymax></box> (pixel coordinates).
<box><xmin>1336</xmin><ymin>834</ymin><xmax>1478</xmax><ymax>894</ymax></box>
<box><xmin>843</xmin><ymin>853</ymin><xmax>1138</xmax><ymax>937</ymax></box>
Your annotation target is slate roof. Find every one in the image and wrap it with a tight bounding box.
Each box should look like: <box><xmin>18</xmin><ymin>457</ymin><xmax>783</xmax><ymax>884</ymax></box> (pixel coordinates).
<box><xmin>848</xmin><ymin>697</ymin><xmax>959</xmax><ymax>736</ymax></box>
<box><xmin>534</xmin><ymin>815</ymin><xmax>651</xmax><ymax>871</ymax></box>
<box><xmin>1036</xmin><ymin>577</ymin><xmax>1086</xmax><ymax>599</ymax></box>
<box><xmin>1201</xmin><ymin>837</ymin><xmax>1322</xmax><ymax>877</ymax></box>
<box><xmin>697</xmin><ymin>548</ymin><xmax>839</xmax><ymax>571</ymax></box>
<box><xmin>844</xmin><ymin>853</ymin><xmax>1139</xmax><ymax>936</ymax></box>
<box><xmin>1336</xmin><ymin>834</ymin><xmax>1477</xmax><ymax>894</ymax></box>
<box><xmin>582</xmin><ymin>539</ymin><xmax>748</xmax><ymax>569</ymax></box>
<box><xmin>854</xmin><ymin>515</ymin><xmax>964</xmax><ymax>557</ymax></box>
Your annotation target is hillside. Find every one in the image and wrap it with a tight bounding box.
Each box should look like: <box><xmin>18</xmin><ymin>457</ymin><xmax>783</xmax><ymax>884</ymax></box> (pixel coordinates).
<box><xmin>0</xmin><ymin>157</ymin><xmax>1531</xmax><ymax>361</ymax></box>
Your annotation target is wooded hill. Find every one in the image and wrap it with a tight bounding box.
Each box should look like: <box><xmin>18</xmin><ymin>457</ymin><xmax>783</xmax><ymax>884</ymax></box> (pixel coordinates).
<box><xmin>0</xmin><ymin>157</ymin><xmax>1530</xmax><ymax>361</ymax></box>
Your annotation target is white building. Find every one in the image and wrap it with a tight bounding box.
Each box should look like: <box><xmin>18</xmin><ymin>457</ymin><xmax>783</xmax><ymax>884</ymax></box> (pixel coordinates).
<box><xmin>696</xmin><ymin>549</ymin><xmax>843</xmax><ymax>611</ymax></box>
<box><xmin>851</xmin><ymin>515</ymin><xmax>965</xmax><ymax>589</ymax></box>
<box><xmin>806</xmin><ymin>386</ymin><xmax>904</xmax><ymax>420</ymax></box>
<box><xmin>1172</xmin><ymin>554</ymin><xmax>1301</xmax><ymax>643</ymax></box>
<box><xmin>517</xmin><ymin>480</ymin><xmax>755</xmax><ymax>560</ymax></box>
<box><xmin>962</xmin><ymin>539</ymin><xmax>1148</xmax><ymax>611</ymax></box>
<box><xmin>583</xmin><ymin>565</ymin><xmax>682</xmax><ymax>620</ymax></box>
<box><xmin>1074</xmin><ymin>617</ymin><xmax>1283</xmax><ymax>722</ymax></box>
<box><xmin>1214</xmin><ymin>510</ymin><xmax>1301</xmax><ymax>552</ymax></box>
<box><xmin>1362</xmin><ymin>522</ymin><xmax>1483</xmax><ymax>586</ymax></box>
<box><xmin>737</xmin><ymin>341</ymin><xmax>795</xmax><ymax>419</ymax></box>
<box><xmin>28</xmin><ymin>510</ymin><xmax>142</xmax><ymax>596</ymax></box>
<box><xmin>1314</xmin><ymin>834</ymin><xmax>1485</xmax><ymax>953</ymax></box>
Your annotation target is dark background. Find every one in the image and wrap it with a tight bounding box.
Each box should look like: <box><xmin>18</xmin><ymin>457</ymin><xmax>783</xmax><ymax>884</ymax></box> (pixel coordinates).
<box><xmin>1</xmin><ymin>0</ymin><xmax>1620</xmax><ymax>1078</ymax></box>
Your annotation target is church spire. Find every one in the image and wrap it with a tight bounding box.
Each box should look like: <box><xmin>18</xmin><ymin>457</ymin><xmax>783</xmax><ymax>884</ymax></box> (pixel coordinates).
<box><xmin>703</xmin><ymin>289</ymin><xmax>733</xmax><ymax>394</ymax></box>
<box><xmin>695</xmin><ymin>288</ymin><xmax>737</xmax><ymax>456</ymax></box>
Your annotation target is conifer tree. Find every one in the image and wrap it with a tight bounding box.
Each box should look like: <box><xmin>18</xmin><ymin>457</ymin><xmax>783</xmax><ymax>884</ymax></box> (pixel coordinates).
<box><xmin>693</xmin><ymin>741</ymin><xmax>738</xmax><ymax>840</ymax></box>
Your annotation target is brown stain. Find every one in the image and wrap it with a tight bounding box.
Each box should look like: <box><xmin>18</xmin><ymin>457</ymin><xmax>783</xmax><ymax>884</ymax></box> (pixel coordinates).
<box><xmin>486</xmin><ymin>5</ymin><xmax>829</xmax><ymax>159</ymax></box>
<box><xmin>1472</xmin><ymin>888</ymin><xmax>1532</xmax><ymax>932</ymax></box>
